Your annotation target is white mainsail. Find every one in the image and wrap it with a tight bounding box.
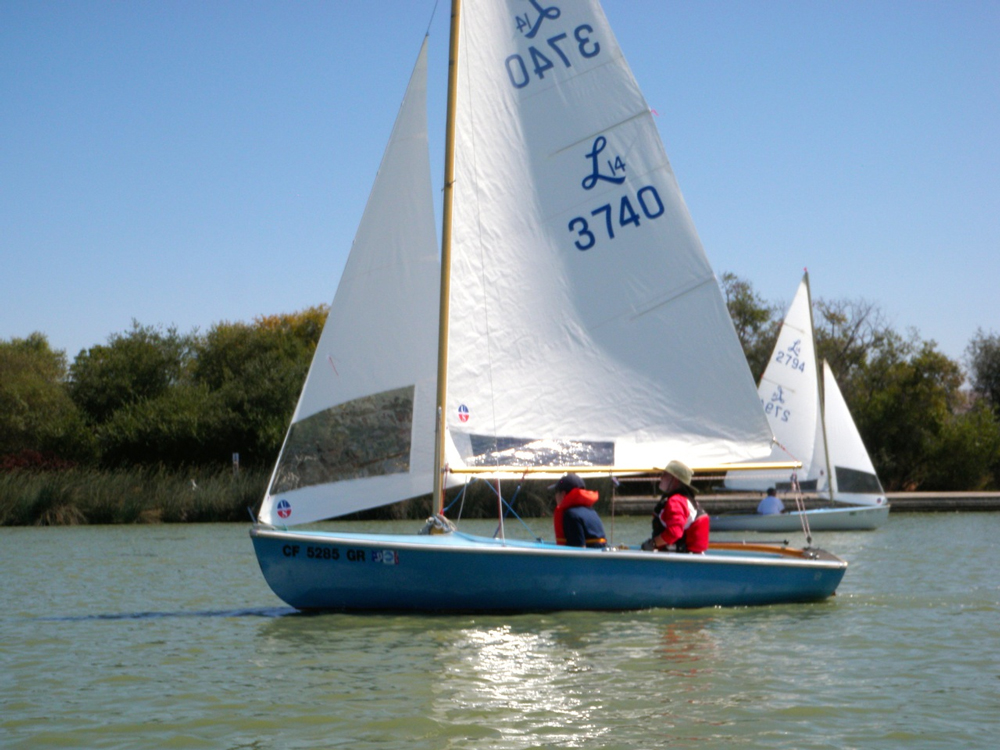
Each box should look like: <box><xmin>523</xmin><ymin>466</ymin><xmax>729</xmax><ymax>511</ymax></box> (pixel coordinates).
<box><xmin>444</xmin><ymin>0</ymin><xmax>773</xmax><ymax>471</ymax></box>
<box><xmin>725</xmin><ymin>273</ymin><xmax>827</xmax><ymax>492</ymax></box>
<box><xmin>259</xmin><ymin>40</ymin><xmax>440</xmax><ymax>526</ymax></box>
<box><xmin>823</xmin><ymin>360</ymin><xmax>886</xmax><ymax>506</ymax></box>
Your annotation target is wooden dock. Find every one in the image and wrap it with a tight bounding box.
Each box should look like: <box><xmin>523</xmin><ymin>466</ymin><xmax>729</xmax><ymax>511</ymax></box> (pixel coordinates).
<box><xmin>610</xmin><ymin>491</ymin><xmax>1000</xmax><ymax>515</ymax></box>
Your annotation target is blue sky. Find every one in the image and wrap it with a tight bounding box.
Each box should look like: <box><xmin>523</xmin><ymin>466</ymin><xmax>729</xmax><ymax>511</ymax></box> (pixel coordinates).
<box><xmin>2</xmin><ymin>1</ymin><xmax>997</xmax><ymax>366</ymax></box>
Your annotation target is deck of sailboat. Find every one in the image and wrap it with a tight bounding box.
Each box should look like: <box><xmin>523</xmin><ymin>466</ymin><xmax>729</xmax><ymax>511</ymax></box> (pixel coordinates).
<box><xmin>251</xmin><ymin>525</ymin><xmax>843</xmax><ymax>563</ymax></box>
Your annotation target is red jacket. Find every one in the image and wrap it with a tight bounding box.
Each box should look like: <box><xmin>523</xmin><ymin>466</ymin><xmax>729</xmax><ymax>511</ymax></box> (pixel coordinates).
<box><xmin>554</xmin><ymin>488</ymin><xmax>606</xmax><ymax>547</ymax></box>
<box><xmin>653</xmin><ymin>493</ymin><xmax>709</xmax><ymax>553</ymax></box>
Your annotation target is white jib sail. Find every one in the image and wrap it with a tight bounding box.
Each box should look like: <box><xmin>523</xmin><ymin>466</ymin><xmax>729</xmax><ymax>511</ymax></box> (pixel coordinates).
<box><xmin>823</xmin><ymin>360</ymin><xmax>886</xmax><ymax>506</ymax></box>
<box><xmin>726</xmin><ymin>274</ymin><xmax>825</xmax><ymax>492</ymax></box>
<box><xmin>444</xmin><ymin>0</ymin><xmax>773</xmax><ymax>472</ymax></box>
<box><xmin>259</xmin><ymin>39</ymin><xmax>440</xmax><ymax>526</ymax></box>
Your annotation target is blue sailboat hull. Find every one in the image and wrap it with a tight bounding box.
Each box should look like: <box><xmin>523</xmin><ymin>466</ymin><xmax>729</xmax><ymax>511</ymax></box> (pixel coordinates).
<box><xmin>250</xmin><ymin>527</ymin><xmax>847</xmax><ymax>612</ymax></box>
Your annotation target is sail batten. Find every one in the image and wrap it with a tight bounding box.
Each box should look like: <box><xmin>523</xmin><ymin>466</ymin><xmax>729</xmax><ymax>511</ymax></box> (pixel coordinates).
<box><xmin>550</xmin><ymin>108</ymin><xmax>658</xmax><ymax>158</ymax></box>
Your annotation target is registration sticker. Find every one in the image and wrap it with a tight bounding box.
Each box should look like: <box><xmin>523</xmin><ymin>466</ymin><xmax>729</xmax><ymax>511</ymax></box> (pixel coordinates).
<box><xmin>372</xmin><ymin>550</ymin><xmax>399</xmax><ymax>565</ymax></box>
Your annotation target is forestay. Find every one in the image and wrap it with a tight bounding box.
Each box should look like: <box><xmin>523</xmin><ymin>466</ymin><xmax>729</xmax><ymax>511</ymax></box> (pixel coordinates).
<box><xmin>258</xmin><ymin>41</ymin><xmax>440</xmax><ymax>527</ymax></box>
<box><xmin>444</xmin><ymin>0</ymin><xmax>773</xmax><ymax>472</ymax></box>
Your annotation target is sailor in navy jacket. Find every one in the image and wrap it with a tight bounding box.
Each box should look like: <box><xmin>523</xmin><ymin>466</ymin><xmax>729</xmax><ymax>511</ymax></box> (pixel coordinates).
<box><xmin>550</xmin><ymin>473</ymin><xmax>607</xmax><ymax>548</ymax></box>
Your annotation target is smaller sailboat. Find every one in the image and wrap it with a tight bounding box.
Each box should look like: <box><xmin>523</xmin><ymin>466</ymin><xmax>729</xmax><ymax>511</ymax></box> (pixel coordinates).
<box><xmin>716</xmin><ymin>273</ymin><xmax>890</xmax><ymax>532</ymax></box>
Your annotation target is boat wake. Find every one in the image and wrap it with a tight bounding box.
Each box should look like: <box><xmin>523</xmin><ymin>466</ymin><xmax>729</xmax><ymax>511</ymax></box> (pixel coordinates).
<box><xmin>37</xmin><ymin>606</ymin><xmax>296</xmax><ymax>622</ymax></box>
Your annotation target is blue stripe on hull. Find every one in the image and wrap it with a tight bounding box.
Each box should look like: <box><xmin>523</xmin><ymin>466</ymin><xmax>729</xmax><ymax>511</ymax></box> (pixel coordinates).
<box><xmin>250</xmin><ymin>528</ymin><xmax>846</xmax><ymax>612</ymax></box>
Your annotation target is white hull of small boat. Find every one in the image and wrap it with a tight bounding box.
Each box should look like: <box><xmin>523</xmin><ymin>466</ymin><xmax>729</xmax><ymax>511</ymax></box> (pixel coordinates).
<box><xmin>711</xmin><ymin>504</ymin><xmax>890</xmax><ymax>532</ymax></box>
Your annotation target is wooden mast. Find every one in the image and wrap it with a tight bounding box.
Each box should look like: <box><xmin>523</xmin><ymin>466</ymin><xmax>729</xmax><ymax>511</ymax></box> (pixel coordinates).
<box><xmin>433</xmin><ymin>0</ymin><xmax>462</xmax><ymax>514</ymax></box>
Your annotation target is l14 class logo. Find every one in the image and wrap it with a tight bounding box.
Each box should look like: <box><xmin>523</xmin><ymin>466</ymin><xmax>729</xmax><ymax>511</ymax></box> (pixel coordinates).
<box><xmin>276</xmin><ymin>499</ymin><xmax>292</xmax><ymax>519</ymax></box>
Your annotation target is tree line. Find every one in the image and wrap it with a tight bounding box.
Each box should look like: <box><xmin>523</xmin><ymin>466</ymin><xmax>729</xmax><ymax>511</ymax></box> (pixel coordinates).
<box><xmin>3</xmin><ymin>277</ymin><xmax>1000</xmax><ymax>491</ymax></box>
<box><xmin>1</xmin><ymin>308</ymin><xmax>326</xmax><ymax>473</ymax></box>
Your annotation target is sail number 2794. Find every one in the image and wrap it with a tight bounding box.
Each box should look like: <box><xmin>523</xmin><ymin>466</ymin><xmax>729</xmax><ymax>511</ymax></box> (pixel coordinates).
<box><xmin>774</xmin><ymin>350</ymin><xmax>806</xmax><ymax>372</ymax></box>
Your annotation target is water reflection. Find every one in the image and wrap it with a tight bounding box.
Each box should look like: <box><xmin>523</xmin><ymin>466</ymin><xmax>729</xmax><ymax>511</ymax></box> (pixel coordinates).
<box><xmin>655</xmin><ymin>614</ymin><xmax>719</xmax><ymax>677</ymax></box>
<box><xmin>433</xmin><ymin>620</ymin><xmax>610</xmax><ymax>746</ymax></box>
<box><xmin>246</xmin><ymin>609</ymin><xmax>780</xmax><ymax>746</ymax></box>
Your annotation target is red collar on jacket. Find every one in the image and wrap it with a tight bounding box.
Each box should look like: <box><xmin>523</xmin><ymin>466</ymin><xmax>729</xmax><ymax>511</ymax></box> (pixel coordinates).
<box><xmin>556</xmin><ymin>487</ymin><xmax>599</xmax><ymax>510</ymax></box>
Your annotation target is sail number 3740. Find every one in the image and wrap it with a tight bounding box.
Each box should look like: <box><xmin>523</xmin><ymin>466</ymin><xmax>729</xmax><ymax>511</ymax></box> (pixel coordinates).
<box><xmin>568</xmin><ymin>186</ymin><xmax>665</xmax><ymax>251</ymax></box>
<box><xmin>506</xmin><ymin>25</ymin><xmax>600</xmax><ymax>89</ymax></box>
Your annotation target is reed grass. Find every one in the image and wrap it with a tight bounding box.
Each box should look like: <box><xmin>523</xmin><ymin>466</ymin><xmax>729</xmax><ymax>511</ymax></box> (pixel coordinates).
<box><xmin>0</xmin><ymin>467</ymin><xmax>269</xmax><ymax>526</ymax></box>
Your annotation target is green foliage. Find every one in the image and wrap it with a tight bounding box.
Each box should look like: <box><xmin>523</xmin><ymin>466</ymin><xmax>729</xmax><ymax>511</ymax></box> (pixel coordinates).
<box><xmin>921</xmin><ymin>402</ymin><xmax>1000</xmax><ymax>491</ymax></box>
<box><xmin>54</xmin><ymin>308</ymin><xmax>327</xmax><ymax>471</ymax></box>
<box><xmin>720</xmin><ymin>272</ymin><xmax>779</xmax><ymax>382</ymax></box>
<box><xmin>814</xmin><ymin>297</ymin><xmax>895</xmax><ymax>380</ymax></box>
<box><xmin>69</xmin><ymin>322</ymin><xmax>196</xmax><ymax>425</ymax></box>
<box><xmin>853</xmin><ymin>340</ymin><xmax>963</xmax><ymax>489</ymax></box>
<box><xmin>190</xmin><ymin>307</ymin><xmax>327</xmax><ymax>467</ymax></box>
<box><xmin>0</xmin><ymin>333</ymin><xmax>94</xmax><ymax>462</ymax></box>
<box><xmin>967</xmin><ymin>328</ymin><xmax>1000</xmax><ymax>416</ymax></box>
<box><xmin>95</xmin><ymin>383</ymin><xmax>235</xmax><ymax>468</ymax></box>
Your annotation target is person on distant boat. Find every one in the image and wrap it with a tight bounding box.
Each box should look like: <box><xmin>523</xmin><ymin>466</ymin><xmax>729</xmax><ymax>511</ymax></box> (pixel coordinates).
<box><xmin>550</xmin><ymin>473</ymin><xmax>607</xmax><ymax>548</ymax></box>
<box><xmin>757</xmin><ymin>487</ymin><xmax>785</xmax><ymax>515</ymax></box>
<box><xmin>641</xmin><ymin>460</ymin><xmax>709</xmax><ymax>553</ymax></box>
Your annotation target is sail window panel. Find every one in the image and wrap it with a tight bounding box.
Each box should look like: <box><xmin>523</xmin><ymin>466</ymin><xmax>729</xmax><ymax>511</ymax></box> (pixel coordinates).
<box><xmin>464</xmin><ymin>435</ymin><xmax>614</xmax><ymax>467</ymax></box>
<box><xmin>834</xmin><ymin>466</ymin><xmax>883</xmax><ymax>494</ymax></box>
<box><xmin>775</xmin><ymin>479</ymin><xmax>818</xmax><ymax>492</ymax></box>
<box><xmin>271</xmin><ymin>386</ymin><xmax>415</xmax><ymax>493</ymax></box>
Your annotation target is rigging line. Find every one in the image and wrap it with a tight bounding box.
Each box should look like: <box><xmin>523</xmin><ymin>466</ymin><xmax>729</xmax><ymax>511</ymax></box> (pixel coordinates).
<box><xmin>790</xmin><ymin>473</ymin><xmax>813</xmax><ymax>545</ymax></box>
<box><xmin>495</xmin><ymin>476</ymin><xmax>505</xmax><ymax>541</ymax></box>
<box><xmin>443</xmin><ymin>475</ymin><xmax>471</xmax><ymax>521</ymax></box>
<box><xmin>771</xmin><ymin>439</ymin><xmax>801</xmax><ymax>463</ymax></box>
<box><xmin>425</xmin><ymin>0</ymin><xmax>440</xmax><ymax>35</ymax></box>
<box><xmin>608</xmin><ymin>472</ymin><xmax>619</xmax><ymax>547</ymax></box>
<box><xmin>767</xmin><ymin>439</ymin><xmax>813</xmax><ymax>542</ymax></box>
<box><xmin>491</xmin><ymin>474</ymin><xmax>541</xmax><ymax>542</ymax></box>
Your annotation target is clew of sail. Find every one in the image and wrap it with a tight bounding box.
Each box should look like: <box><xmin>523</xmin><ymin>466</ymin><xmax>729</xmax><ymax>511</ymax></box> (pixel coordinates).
<box><xmin>443</xmin><ymin>0</ymin><xmax>773</xmax><ymax>472</ymax></box>
<box><xmin>258</xmin><ymin>40</ymin><xmax>440</xmax><ymax>527</ymax></box>
<box><xmin>823</xmin><ymin>360</ymin><xmax>886</xmax><ymax>506</ymax></box>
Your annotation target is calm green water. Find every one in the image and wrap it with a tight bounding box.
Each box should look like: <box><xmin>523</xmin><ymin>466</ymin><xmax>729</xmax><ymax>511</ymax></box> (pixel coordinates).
<box><xmin>1</xmin><ymin>514</ymin><xmax>997</xmax><ymax>749</ymax></box>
